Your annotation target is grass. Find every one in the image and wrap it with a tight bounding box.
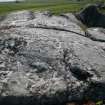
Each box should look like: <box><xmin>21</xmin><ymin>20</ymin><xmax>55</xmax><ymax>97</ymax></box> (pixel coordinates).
<box><xmin>0</xmin><ymin>2</ymin><xmax>82</xmax><ymax>15</ymax></box>
<box><xmin>0</xmin><ymin>0</ymin><xmax>104</xmax><ymax>15</ymax></box>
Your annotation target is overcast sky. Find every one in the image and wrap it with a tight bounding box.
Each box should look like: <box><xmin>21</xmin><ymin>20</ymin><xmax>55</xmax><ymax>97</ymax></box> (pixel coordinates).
<box><xmin>0</xmin><ymin>0</ymin><xmax>16</xmax><ymax>2</ymax></box>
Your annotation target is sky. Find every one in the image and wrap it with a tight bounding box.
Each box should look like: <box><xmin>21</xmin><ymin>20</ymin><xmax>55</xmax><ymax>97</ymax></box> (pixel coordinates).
<box><xmin>0</xmin><ymin>0</ymin><xmax>16</xmax><ymax>2</ymax></box>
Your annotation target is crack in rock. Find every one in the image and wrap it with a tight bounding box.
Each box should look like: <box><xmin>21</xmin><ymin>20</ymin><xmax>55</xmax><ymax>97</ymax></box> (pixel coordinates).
<box><xmin>26</xmin><ymin>25</ymin><xmax>105</xmax><ymax>43</ymax></box>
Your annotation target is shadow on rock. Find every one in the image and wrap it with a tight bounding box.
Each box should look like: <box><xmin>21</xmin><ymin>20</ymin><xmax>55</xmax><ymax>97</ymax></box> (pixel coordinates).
<box><xmin>0</xmin><ymin>95</ymin><xmax>67</xmax><ymax>105</ymax></box>
<box><xmin>83</xmin><ymin>81</ymin><xmax>105</xmax><ymax>101</ymax></box>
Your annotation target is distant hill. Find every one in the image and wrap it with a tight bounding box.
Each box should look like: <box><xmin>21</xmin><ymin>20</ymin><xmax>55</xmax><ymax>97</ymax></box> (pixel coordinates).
<box><xmin>24</xmin><ymin>0</ymin><xmax>105</xmax><ymax>4</ymax></box>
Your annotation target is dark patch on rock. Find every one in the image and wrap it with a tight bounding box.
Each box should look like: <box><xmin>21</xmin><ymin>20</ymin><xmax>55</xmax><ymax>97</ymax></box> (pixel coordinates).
<box><xmin>43</xmin><ymin>11</ymin><xmax>53</xmax><ymax>17</ymax></box>
<box><xmin>83</xmin><ymin>82</ymin><xmax>105</xmax><ymax>101</ymax></box>
<box><xmin>69</xmin><ymin>66</ymin><xmax>93</xmax><ymax>81</ymax></box>
<box><xmin>0</xmin><ymin>15</ymin><xmax>6</xmax><ymax>22</ymax></box>
<box><xmin>0</xmin><ymin>37</ymin><xmax>27</xmax><ymax>55</ymax></box>
<box><xmin>29</xmin><ymin>62</ymin><xmax>49</xmax><ymax>73</ymax></box>
<box><xmin>75</xmin><ymin>4</ymin><xmax>105</xmax><ymax>28</ymax></box>
<box><xmin>28</xmin><ymin>11</ymin><xmax>35</xmax><ymax>20</ymax></box>
<box><xmin>0</xmin><ymin>94</ymin><xmax>68</xmax><ymax>105</ymax></box>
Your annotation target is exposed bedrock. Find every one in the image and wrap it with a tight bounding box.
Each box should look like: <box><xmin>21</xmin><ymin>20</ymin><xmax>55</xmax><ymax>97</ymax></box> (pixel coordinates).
<box><xmin>0</xmin><ymin>10</ymin><xmax>105</xmax><ymax>105</ymax></box>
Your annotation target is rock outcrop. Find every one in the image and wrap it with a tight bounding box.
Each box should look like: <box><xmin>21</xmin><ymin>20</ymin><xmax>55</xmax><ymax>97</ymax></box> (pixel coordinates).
<box><xmin>75</xmin><ymin>4</ymin><xmax>105</xmax><ymax>28</ymax></box>
<box><xmin>0</xmin><ymin>10</ymin><xmax>105</xmax><ymax>105</ymax></box>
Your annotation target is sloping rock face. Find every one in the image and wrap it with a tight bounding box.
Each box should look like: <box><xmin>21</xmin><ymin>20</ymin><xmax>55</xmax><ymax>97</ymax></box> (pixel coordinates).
<box><xmin>87</xmin><ymin>28</ymin><xmax>105</xmax><ymax>42</ymax></box>
<box><xmin>0</xmin><ymin>10</ymin><xmax>105</xmax><ymax>105</ymax></box>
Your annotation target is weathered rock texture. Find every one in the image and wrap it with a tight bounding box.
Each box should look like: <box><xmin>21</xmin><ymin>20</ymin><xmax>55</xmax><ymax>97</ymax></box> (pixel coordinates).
<box><xmin>0</xmin><ymin>10</ymin><xmax>105</xmax><ymax>105</ymax></box>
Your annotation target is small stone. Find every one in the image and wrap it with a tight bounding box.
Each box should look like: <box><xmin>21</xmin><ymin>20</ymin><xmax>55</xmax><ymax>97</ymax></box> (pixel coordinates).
<box><xmin>30</xmin><ymin>62</ymin><xmax>48</xmax><ymax>73</ymax></box>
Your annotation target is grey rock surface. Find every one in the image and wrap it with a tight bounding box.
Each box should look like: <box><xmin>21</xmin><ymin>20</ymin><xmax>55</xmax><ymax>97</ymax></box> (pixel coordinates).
<box><xmin>87</xmin><ymin>28</ymin><xmax>105</xmax><ymax>42</ymax></box>
<box><xmin>0</xmin><ymin>10</ymin><xmax>105</xmax><ymax>105</ymax></box>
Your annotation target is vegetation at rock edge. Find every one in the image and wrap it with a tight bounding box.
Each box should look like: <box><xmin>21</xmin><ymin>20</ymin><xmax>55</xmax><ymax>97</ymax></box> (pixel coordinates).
<box><xmin>0</xmin><ymin>0</ymin><xmax>105</xmax><ymax>15</ymax></box>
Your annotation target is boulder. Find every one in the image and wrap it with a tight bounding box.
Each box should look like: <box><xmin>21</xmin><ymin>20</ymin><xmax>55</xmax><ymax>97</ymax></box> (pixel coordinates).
<box><xmin>0</xmin><ymin>11</ymin><xmax>105</xmax><ymax>105</ymax></box>
<box><xmin>75</xmin><ymin>4</ymin><xmax>105</xmax><ymax>28</ymax></box>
